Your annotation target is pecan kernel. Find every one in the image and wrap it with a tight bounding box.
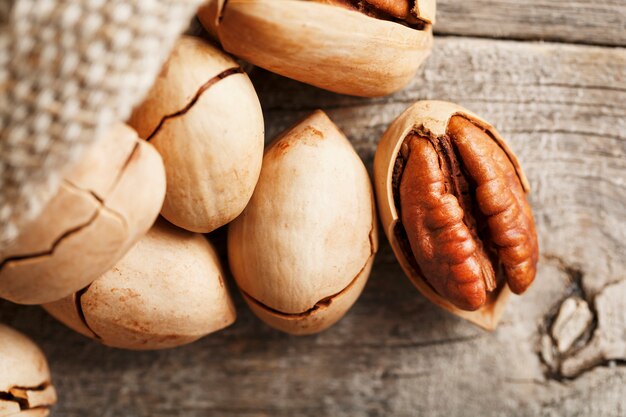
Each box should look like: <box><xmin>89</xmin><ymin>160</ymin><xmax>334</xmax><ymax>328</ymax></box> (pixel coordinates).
<box><xmin>313</xmin><ymin>0</ymin><xmax>413</xmax><ymax>21</ymax></box>
<box><xmin>399</xmin><ymin>116</ymin><xmax>538</xmax><ymax>311</ymax></box>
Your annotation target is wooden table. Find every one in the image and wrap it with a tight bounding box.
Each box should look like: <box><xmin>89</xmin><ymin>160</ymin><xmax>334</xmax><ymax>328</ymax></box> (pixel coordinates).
<box><xmin>2</xmin><ymin>1</ymin><xmax>625</xmax><ymax>416</ymax></box>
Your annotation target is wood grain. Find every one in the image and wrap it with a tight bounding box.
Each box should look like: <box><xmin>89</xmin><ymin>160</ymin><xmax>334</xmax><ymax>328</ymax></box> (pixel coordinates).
<box><xmin>1</xmin><ymin>37</ymin><xmax>625</xmax><ymax>417</ymax></box>
<box><xmin>257</xmin><ymin>37</ymin><xmax>626</xmax><ymax>296</ymax></box>
<box><xmin>435</xmin><ymin>0</ymin><xmax>626</xmax><ymax>46</ymax></box>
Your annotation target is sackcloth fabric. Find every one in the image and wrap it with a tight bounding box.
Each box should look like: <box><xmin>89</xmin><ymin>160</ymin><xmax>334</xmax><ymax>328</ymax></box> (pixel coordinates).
<box><xmin>0</xmin><ymin>0</ymin><xmax>202</xmax><ymax>249</ymax></box>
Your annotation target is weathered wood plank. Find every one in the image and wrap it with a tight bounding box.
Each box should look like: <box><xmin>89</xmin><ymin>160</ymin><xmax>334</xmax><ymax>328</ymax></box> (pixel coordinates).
<box><xmin>1</xmin><ymin>37</ymin><xmax>625</xmax><ymax>417</ymax></box>
<box><xmin>436</xmin><ymin>0</ymin><xmax>626</xmax><ymax>46</ymax></box>
<box><xmin>257</xmin><ymin>37</ymin><xmax>626</xmax><ymax>297</ymax></box>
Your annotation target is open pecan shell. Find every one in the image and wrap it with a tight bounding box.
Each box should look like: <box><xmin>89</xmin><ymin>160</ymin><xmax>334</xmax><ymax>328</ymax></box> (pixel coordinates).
<box><xmin>374</xmin><ymin>100</ymin><xmax>538</xmax><ymax>330</ymax></box>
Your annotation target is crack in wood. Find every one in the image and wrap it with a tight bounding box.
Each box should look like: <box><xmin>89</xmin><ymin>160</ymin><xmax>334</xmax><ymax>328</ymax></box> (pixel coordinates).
<box><xmin>538</xmin><ymin>255</ymin><xmax>594</xmax><ymax>380</ymax></box>
<box><xmin>538</xmin><ymin>255</ymin><xmax>626</xmax><ymax>381</ymax></box>
<box><xmin>433</xmin><ymin>32</ymin><xmax>626</xmax><ymax>49</ymax></box>
<box><xmin>313</xmin><ymin>334</ymin><xmax>485</xmax><ymax>350</ymax></box>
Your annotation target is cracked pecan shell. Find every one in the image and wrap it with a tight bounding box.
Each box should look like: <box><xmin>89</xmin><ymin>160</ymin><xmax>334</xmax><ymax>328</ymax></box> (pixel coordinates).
<box><xmin>0</xmin><ymin>123</ymin><xmax>165</xmax><ymax>305</ymax></box>
<box><xmin>128</xmin><ymin>36</ymin><xmax>264</xmax><ymax>234</ymax></box>
<box><xmin>0</xmin><ymin>324</ymin><xmax>57</xmax><ymax>416</ymax></box>
<box><xmin>198</xmin><ymin>0</ymin><xmax>435</xmax><ymax>97</ymax></box>
<box><xmin>44</xmin><ymin>219</ymin><xmax>236</xmax><ymax>350</ymax></box>
<box><xmin>228</xmin><ymin>111</ymin><xmax>378</xmax><ymax>335</ymax></box>
<box><xmin>374</xmin><ymin>100</ymin><xmax>538</xmax><ymax>329</ymax></box>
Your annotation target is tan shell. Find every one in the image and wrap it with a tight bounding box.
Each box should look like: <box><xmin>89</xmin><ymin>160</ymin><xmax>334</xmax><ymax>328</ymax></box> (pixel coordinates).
<box><xmin>228</xmin><ymin>110</ymin><xmax>378</xmax><ymax>335</ymax></box>
<box><xmin>198</xmin><ymin>0</ymin><xmax>434</xmax><ymax>97</ymax></box>
<box><xmin>373</xmin><ymin>100</ymin><xmax>530</xmax><ymax>330</ymax></box>
<box><xmin>44</xmin><ymin>218</ymin><xmax>236</xmax><ymax>350</ymax></box>
<box><xmin>0</xmin><ymin>324</ymin><xmax>57</xmax><ymax>416</ymax></box>
<box><xmin>0</xmin><ymin>124</ymin><xmax>166</xmax><ymax>305</ymax></box>
<box><xmin>128</xmin><ymin>36</ymin><xmax>264</xmax><ymax>233</ymax></box>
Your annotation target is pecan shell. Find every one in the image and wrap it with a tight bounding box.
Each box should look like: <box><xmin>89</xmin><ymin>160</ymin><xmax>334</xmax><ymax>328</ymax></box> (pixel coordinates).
<box><xmin>399</xmin><ymin>115</ymin><xmax>538</xmax><ymax>311</ymax></box>
<box><xmin>374</xmin><ymin>101</ymin><xmax>539</xmax><ymax>327</ymax></box>
<box><xmin>199</xmin><ymin>0</ymin><xmax>434</xmax><ymax>97</ymax></box>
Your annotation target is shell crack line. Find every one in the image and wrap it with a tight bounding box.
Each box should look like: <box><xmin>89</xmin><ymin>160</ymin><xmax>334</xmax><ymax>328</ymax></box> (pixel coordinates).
<box><xmin>145</xmin><ymin>67</ymin><xmax>244</xmax><ymax>142</ymax></box>
<box><xmin>107</xmin><ymin>141</ymin><xmax>141</xmax><ymax>199</ymax></box>
<box><xmin>63</xmin><ymin>181</ymin><xmax>129</xmax><ymax>232</ymax></box>
<box><xmin>0</xmin><ymin>184</ymin><xmax>127</xmax><ymax>273</ymax></box>
<box><xmin>0</xmin><ymin>383</ymin><xmax>55</xmax><ymax>411</ymax></box>
<box><xmin>75</xmin><ymin>284</ymin><xmax>102</xmax><ymax>340</ymax></box>
<box><xmin>0</xmin><ymin>210</ymin><xmax>99</xmax><ymax>272</ymax></box>
<box><xmin>242</xmin><ymin>234</ymin><xmax>377</xmax><ymax>318</ymax></box>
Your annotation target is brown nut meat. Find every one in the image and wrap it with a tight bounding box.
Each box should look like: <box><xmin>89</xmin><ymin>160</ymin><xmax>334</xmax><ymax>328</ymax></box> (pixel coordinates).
<box><xmin>315</xmin><ymin>0</ymin><xmax>429</xmax><ymax>23</ymax></box>
<box><xmin>198</xmin><ymin>0</ymin><xmax>434</xmax><ymax>97</ymax></box>
<box><xmin>0</xmin><ymin>124</ymin><xmax>166</xmax><ymax>305</ymax></box>
<box><xmin>374</xmin><ymin>100</ymin><xmax>538</xmax><ymax>329</ymax></box>
<box><xmin>0</xmin><ymin>324</ymin><xmax>57</xmax><ymax>416</ymax></box>
<box><xmin>44</xmin><ymin>219</ymin><xmax>236</xmax><ymax>350</ymax></box>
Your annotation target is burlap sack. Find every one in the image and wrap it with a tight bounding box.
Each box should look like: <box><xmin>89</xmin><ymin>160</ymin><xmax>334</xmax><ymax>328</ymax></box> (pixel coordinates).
<box><xmin>0</xmin><ymin>0</ymin><xmax>202</xmax><ymax>249</ymax></box>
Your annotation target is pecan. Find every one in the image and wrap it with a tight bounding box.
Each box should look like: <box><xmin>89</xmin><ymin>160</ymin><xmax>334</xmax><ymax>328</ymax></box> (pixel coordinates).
<box><xmin>199</xmin><ymin>0</ymin><xmax>434</xmax><ymax>97</ymax></box>
<box><xmin>399</xmin><ymin>116</ymin><xmax>538</xmax><ymax>311</ymax></box>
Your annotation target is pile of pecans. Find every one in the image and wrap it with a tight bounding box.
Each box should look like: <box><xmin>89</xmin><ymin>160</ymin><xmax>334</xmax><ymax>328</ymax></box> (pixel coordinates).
<box><xmin>0</xmin><ymin>1</ymin><xmax>538</xmax><ymax>414</ymax></box>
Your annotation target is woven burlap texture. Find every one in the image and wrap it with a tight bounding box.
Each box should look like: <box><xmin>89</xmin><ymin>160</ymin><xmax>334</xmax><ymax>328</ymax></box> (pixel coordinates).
<box><xmin>0</xmin><ymin>0</ymin><xmax>202</xmax><ymax>249</ymax></box>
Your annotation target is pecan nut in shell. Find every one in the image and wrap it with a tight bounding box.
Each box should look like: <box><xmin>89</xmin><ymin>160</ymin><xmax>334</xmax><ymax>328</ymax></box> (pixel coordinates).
<box><xmin>198</xmin><ymin>0</ymin><xmax>435</xmax><ymax>97</ymax></box>
<box><xmin>228</xmin><ymin>110</ymin><xmax>378</xmax><ymax>335</ymax></box>
<box><xmin>374</xmin><ymin>100</ymin><xmax>538</xmax><ymax>329</ymax></box>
